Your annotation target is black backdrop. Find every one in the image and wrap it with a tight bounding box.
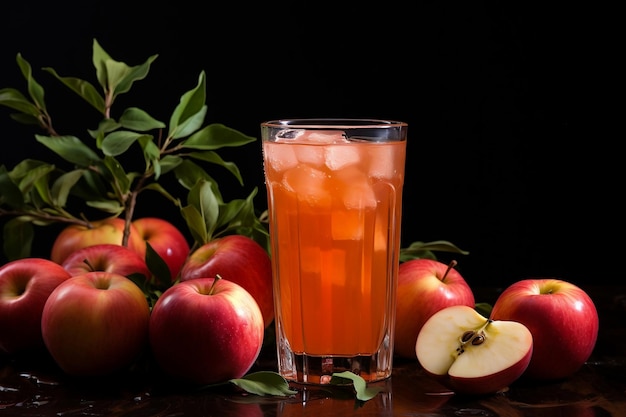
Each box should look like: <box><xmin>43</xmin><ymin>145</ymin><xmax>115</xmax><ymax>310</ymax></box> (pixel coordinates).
<box><xmin>0</xmin><ymin>2</ymin><xmax>619</xmax><ymax>288</ymax></box>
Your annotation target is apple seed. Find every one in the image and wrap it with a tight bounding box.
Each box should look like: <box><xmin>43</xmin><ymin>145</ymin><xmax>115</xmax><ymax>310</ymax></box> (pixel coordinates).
<box><xmin>456</xmin><ymin>321</ymin><xmax>491</xmax><ymax>355</ymax></box>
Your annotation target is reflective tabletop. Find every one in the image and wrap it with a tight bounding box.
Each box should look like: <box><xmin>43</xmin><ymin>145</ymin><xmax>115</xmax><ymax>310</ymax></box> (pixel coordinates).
<box><xmin>1</xmin><ymin>286</ymin><xmax>624</xmax><ymax>416</ymax></box>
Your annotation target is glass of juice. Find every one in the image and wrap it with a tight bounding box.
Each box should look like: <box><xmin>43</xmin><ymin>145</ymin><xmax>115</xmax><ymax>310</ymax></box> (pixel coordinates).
<box><xmin>261</xmin><ymin>119</ymin><xmax>407</xmax><ymax>384</ymax></box>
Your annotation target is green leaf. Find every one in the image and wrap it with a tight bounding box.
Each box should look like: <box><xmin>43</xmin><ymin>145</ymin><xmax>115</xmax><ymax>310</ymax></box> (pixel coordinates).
<box><xmin>172</xmin><ymin>106</ymin><xmax>207</xmax><ymax>139</ymax></box>
<box><xmin>94</xmin><ymin>128</ymin><xmax>106</xmax><ymax>149</ymax></box>
<box><xmin>173</xmin><ymin>159</ymin><xmax>219</xmax><ymax>193</ymax></box>
<box><xmin>0</xmin><ymin>88</ymin><xmax>40</xmax><ymax>116</ymax></box>
<box><xmin>8</xmin><ymin>112</ymin><xmax>41</xmax><ymax>126</ymax></box>
<box><xmin>43</xmin><ymin>67</ymin><xmax>106</xmax><ymax>115</ymax></box>
<box><xmin>50</xmin><ymin>169</ymin><xmax>85</xmax><ymax>207</ymax></box>
<box><xmin>112</xmin><ymin>55</ymin><xmax>158</xmax><ymax>97</ymax></box>
<box><xmin>35</xmin><ymin>135</ymin><xmax>101</xmax><ymax>166</ymax></box>
<box><xmin>216</xmin><ymin>197</ymin><xmax>251</xmax><ymax>229</ymax></box>
<box><xmin>330</xmin><ymin>372</ymin><xmax>382</xmax><ymax>402</ymax></box>
<box><xmin>144</xmin><ymin>242</ymin><xmax>172</xmax><ymax>289</ymax></box>
<box><xmin>180</xmin><ymin>204</ymin><xmax>208</xmax><ymax>244</ymax></box>
<box><xmin>67</xmin><ymin>169</ymin><xmax>109</xmax><ymax>202</ymax></box>
<box><xmin>105</xmin><ymin>60</ymin><xmax>133</xmax><ymax>92</ymax></box>
<box><xmin>399</xmin><ymin>240</ymin><xmax>470</xmax><ymax>262</ymax></box>
<box><xmin>214</xmin><ymin>188</ymin><xmax>262</xmax><ymax>238</ymax></box>
<box><xmin>0</xmin><ymin>166</ymin><xmax>25</xmax><ymax>208</ymax></box>
<box><xmin>187</xmin><ymin>150</ymin><xmax>243</xmax><ymax>185</ymax></box>
<box><xmin>92</xmin><ymin>38</ymin><xmax>113</xmax><ymax>90</ymax></box>
<box><xmin>168</xmin><ymin>71</ymin><xmax>206</xmax><ymax>139</ymax></box>
<box><xmin>157</xmin><ymin>155</ymin><xmax>183</xmax><ymax>175</ymax></box>
<box><xmin>119</xmin><ymin>107</ymin><xmax>166</xmax><ymax>131</ymax></box>
<box><xmin>16</xmin><ymin>53</ymin><xmax>46</xmax><ymax>111</ymax></box>
<box><xmin>475</xmin><ymin>302</ymin><xmax>493</xmax><ymax>317</ymax></box>
<box><xmin>91</xmin><ymin>38</ymin><xmax>158</xmax><ymax>97</ymax></box>
<box><xmin>85</xmin><ymin>199</ymin><xmax>124</xmax><ymax>214</ymax></box>
<box><xmin>187</xmin><ymin>179</ymin><xmax>220</xmax><ymax>241</ymax></box>
<box><xmin>32</xmin><ymin>169</ymin><xmax>55</xmax><ymax>206</ymax></box>
<box><xmin>229</xmin><ymin>371</ymin><xmax>297</xmax><ymax>396</ymax></box>
<box><xmin>102</xmin><ymin>156</ymin><xmax>131</xmax><ymax>195</ymax></box>
<box><xmin>141</xmin><ymin>182</ymin><xmax>181</xmax><ymax>207</ymax></box>
<box><xmin>3</xmin><ymin>218</ymin><xmax>34</xmax><ymax>261</ymax></box>
<box><xmin>151</xmin><ymin>160</ymin><xmax>162</xmax><ymax>181</ymax></box>
<box><xmin>90</xmin><ymin>118</ymin><xmax>121</xmax><ymax>138</ymax></box>
<box><xmin>8</xmin><ymin>159</ymin><xmax>48</xmax><ymax>180</ymax></box>
<box><xmin>17</xmin><ymin>163</ymin><xmax>55</xmax><ymax>196</ymax></box>
<box><xmin>182</xmin><ymin>123</ymin><xmax>256</xmax><ymax>150</ymax></box>
<box><xmin>101</xmin><ymin>130</ymin><xmax>151</xmax><ymax>156</ymax></box>
<box><xmin>138</xmin><ymin>136</ymin><xmax>162</xmax><ymax>178</ymax></box>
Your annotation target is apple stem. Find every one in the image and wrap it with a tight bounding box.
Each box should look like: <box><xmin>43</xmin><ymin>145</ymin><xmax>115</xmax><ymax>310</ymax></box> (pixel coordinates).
<box><xmin>443</xmin><ymin>260</ymin><xmax>458</xmax><ymax>280</ymax></box>
<box><xmin>208</xmin><ymin>274</ymin><xmax>223</xmax><ymax>295</ymax></box>
<box><xmin>82</xmin><ymin>258</ymin><xmax>96</xmax><ymax>271</ymax></box>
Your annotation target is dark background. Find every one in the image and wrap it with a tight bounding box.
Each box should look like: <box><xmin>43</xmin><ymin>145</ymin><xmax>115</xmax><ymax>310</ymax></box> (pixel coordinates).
<box><xmin>0</xmin><ymin>2</ymin><xmax>620</xmax><ymax>289</ymax></box>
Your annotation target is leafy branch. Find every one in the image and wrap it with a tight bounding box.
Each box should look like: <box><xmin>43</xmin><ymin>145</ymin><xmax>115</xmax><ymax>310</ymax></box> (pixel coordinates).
<box><xmin>0</xmin><ymin>39</ymin><xmax>269</xmax><ymax>261</ymax></box>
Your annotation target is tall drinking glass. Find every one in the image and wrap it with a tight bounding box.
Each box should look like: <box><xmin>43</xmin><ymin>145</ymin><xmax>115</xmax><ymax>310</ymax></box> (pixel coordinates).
<box><xmin>261</xmin><ymin>119</ymin><xmax>407</xmax><ymax>384</ymax></box>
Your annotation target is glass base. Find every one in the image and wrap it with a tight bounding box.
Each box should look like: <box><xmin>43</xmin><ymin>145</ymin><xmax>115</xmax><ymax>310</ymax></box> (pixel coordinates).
<box><xmin>277</xmin><ymin>349</ymin><xmax>393</xmax><ymax>384</ymax></box>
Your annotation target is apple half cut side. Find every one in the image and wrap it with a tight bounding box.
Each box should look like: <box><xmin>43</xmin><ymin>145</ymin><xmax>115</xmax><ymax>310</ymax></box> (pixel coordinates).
<box><xmin>415</xmin><ymin>305</ymin><xmax>533</xmax><ymax>395</ymax></box>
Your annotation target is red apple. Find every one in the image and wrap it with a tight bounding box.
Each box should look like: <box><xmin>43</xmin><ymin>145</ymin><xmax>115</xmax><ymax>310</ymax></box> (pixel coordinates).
<box><xmin>416</xmin><ymin>305</ymin><xmax>533</xmax><ymax>395</ymax></box>
<box><xmin>50</xmin><ymin>217</ymin><xmax>145</xmax><ymax>264</ymax></box>
<box><xmin>41</xmin><ymin>271</ymin><xmax>150</xmax><ymax>376</ymax></box>
<box><xmin>394</xmin><ymin>259</ymin><xmax>475</xmax><ymax>359</ymax></box>
<box><xmin>132</xmin><ymin>217</ymin><xmax>190</xmax><ymax>281</ymax></box>
<box><xmin>490</xmin><ymin>278</ymin><xmax>599</xmax><ymax>380</ymax></box>
<box><xmin>61</xmin><ymin>243</ymin><xmax>151</xmax><ymax>281</ymax></box>
<box><xmin>180</xmin><ymin>234</ymin><xmax>274</xmax><ymax>328</ymax></box>
<box><xmin>149</xmin><ymin>277</ymin><xmax>264</xmax><ymax>385</ymax></box>
<box><xmin>0</xmin><ymin>258</ymin><xmax>72</xmax><ymax>354</ymax></box>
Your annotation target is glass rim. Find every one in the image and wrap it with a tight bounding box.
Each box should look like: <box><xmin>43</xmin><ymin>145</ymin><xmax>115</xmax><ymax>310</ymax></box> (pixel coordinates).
<box><xmin>261</xmin><ymin>118</ymin><xmax>408</xmax><ymax>129</ymax></box>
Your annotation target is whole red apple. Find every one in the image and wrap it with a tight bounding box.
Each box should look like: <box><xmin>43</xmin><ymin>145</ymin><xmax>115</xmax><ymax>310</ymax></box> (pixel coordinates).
<box><xmin>490</xmin><ymin>278</ymin><xmax>599</xmax><ymax>380</ymax></box>
<box><xmin>132</xmin><ymin>217</ymin><xmax>190</xmax><ymax>282</ymax></box>
<box><xmin>394</xmin><ymin>259</ymin><xmax>475</xmax><ymax>359</ymax></box>
<box><xmin>61</xmin><ymin>243</ymin><xmax>151</xmax><ymax>281</ymax></box>
<box><xmin>179</xmin><ymin>234</ymin><xmax>274</xmax><ymax>328</ymax></box>
<box><xmin>0</xmin><ymin>258</ymin><xmax>72</xmax><ymax>355</ymax></box>
<box><xmin>149</xmin><ymin>277</ymin><xmax>264</xmax><ymax>385</ymax></box>
<box><xmin>41</xmin><ymin>271</ymin><xmax>150</xmax><ymax>376</ymax></box>
<box><xmin>50</xmin><ymin>217</ymin><xmax>145</xmax><ymax>264</ymax></box>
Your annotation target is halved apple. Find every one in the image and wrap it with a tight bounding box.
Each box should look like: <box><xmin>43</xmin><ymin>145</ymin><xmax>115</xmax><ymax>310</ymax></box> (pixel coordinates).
<box><xmin>415</xmin><ymin>305</ymin><xmax>533</xmax><ymax>395</ymax></box>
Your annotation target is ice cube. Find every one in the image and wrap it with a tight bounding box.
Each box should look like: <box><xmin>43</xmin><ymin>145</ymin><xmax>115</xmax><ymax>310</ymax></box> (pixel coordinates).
<box><xmin>264</xmin><ymin>142</ymin><xmax>298</xmax><ymax>172</ymax></box>
<box><xmin>294</xmin><ymin>144</ymin><xmax>325</xmax><ymax>166</ymax></box>
<box><xmin>342</xmin><ymin>181</ymin><xmax>377</xmax><ymax>210</ymax></box>
<box><xmin>368</xmin><ymin>145</ymin><xmax>397</xmax><ymax>179</ymax></box>
<box><xmin>301</xmin><ymin>130</ymin><xmax>348</xmax><ymax>144</ymax></box>
<box><xmin>289</xmin><ymin>130</ymin><xmax>350</xmax><ymax>167</ymax></box>
<box><xmin>335</xmin><ymin>167</ymin><xmax>377</xmax><ymax>210</ymax></box>
<box><xmin>325</xmin><ymin>144</ymin><xmax>361</xmax><ymax>170</ymax></box>
<box><xmin>282</xmin><ymin>165</ymin><xmax>331</xmax><ymax>206</ymax></box>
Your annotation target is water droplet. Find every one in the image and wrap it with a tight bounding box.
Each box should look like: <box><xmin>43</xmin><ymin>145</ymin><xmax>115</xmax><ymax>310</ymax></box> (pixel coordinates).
<box><xmin>455</xmin><ymin>408</ymin><xmax>493</xmax><ymax>416</ymax></box>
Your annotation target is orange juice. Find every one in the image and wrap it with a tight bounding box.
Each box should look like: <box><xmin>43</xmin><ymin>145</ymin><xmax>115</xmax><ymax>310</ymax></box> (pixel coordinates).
<box><xmin>262</xmin><ymin>120</ymin><xmax>407</xmax><ymax>383</ymax></box>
